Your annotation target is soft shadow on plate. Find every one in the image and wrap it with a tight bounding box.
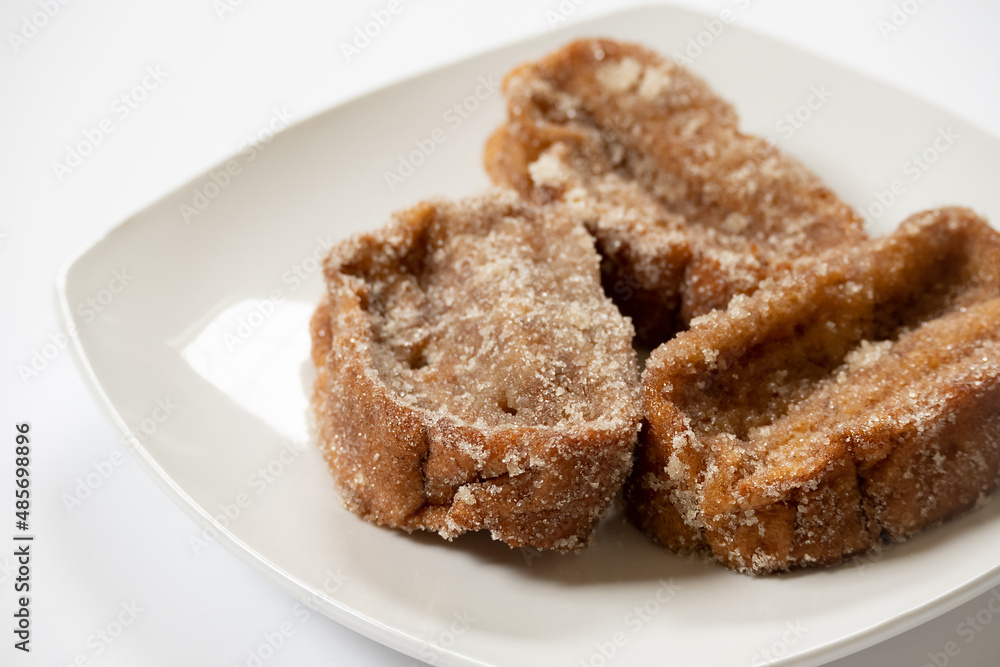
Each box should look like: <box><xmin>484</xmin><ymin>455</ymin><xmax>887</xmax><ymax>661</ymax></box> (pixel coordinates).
<box><xmin>353</xmin><ymin>482</ymin><xmax>1000</xmax><ymax>587</ymax></box>
<box><xmin>394</xmin><ymin>498</ymin><xmax>722</xmax><ymax>587</ymax></box>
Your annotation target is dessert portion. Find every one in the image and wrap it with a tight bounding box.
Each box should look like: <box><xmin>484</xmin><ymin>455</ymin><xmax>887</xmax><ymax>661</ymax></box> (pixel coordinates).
<box><xmin>485</xmin><ymin>38</ymin><xmax>865</xmax><ymax>345</ymax></box>
<box><xmin>627</xmin><ymin>207</ymin><xmax>1000</xmax><ymax>574</ymax></box>
<box><xmin>308</xmin><ymin>36</ymin><xmax>1000</xmax><ymax>571</ymax></box>
<box><xmin>310</xmin><ymin>190</ymin><xmax>641</xmax><ymax>550</ymax></box>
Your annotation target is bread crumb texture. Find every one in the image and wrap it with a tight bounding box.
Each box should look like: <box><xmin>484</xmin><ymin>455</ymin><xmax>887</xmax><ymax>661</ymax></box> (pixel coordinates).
<box><xmin>310</xmin><ymin>190</ymin><xmax>641</xmax><ymax>550</ymax></box>
<box><xmin>628</xmin><ymin>207</ymin><xmax>1000</xmax><ymax>573</ymax></box>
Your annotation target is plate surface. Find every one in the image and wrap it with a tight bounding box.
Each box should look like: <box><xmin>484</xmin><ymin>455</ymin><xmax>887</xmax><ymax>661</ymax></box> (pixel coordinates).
<box><xmin>59</xmin><ymin>6</ymin><xmax>1000</xmax><ymax>666</ymax></box>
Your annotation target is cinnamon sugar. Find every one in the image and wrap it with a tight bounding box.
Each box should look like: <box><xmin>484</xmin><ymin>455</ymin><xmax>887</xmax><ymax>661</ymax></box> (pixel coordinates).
<box><xmin>485</xmin><ymin>38</ymin><xmax>865</xmax><ymax>346</ymax></box>
<box><xmin>628</xmin><ymin>207</ymin><xmax>1000</xmax><ymax>573</ymax></box>
<box><xmin>308</xmin><ymin>38</ymin><xmax>1000</xmax><ymax>573</ymax></box>
<box><xmin>311</xmin><ymin>191</ymin><xmax>641</xmax><ymax>550</ymax></box>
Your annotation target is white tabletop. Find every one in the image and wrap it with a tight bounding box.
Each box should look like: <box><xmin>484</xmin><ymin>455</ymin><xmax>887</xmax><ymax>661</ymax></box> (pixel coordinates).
<box><xmin>2</xmin><ymin>0</ymin><xmax>999</xmax><ymax>665</ymax></box>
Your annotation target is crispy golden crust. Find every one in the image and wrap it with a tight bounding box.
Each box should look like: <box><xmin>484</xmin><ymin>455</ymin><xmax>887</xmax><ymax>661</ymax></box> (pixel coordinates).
<box><xmin>485</xmin><ymin>38</ymin><xmax>865</xmax><ymax>345</ymax></box>
<box><xmin>627</xmin><ymin>207</ymin><xmax>1000</xmax><ymax>574</ymax></box>
<box><xmin>309</xmin><ymin>37</ymin><xmax>999</xmax><ymax>573</ymax></box>
<box><xmin>310</xmin><ymin>191</ymin><xmax>641</xmax><ymax>550</ymax></box>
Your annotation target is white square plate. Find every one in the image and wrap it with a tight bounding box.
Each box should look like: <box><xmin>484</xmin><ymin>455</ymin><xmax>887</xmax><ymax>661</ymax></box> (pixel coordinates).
<box><xmin>59</xmin><ymin>6</ymin><xmax>1000</xmax><ymax>666</ymax></box>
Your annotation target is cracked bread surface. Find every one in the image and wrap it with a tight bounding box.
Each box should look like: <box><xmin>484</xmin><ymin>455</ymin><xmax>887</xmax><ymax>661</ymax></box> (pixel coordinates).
<box><xmin>627</xmin><ymin>207</ymin><xmax>1000</xmax><ymax>573</ymax></box>
<box><xmin>310</xmin><ymin>190</ymin><xmax>641</xmax><ymax>550</ymax></box>
<box><xmin>485</xmin><ymin>38</ymin><xmax>866</xmax><ymax>346</ymax></box>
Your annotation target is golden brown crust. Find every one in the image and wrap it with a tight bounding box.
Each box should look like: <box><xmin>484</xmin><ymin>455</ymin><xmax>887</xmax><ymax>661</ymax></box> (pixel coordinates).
<box><xmin>310</xmin><ymin>191</ymin><xmax>641</xmax><ymax>550</ymax></box>
<box><xmin>310</xmin><ymin>37</ymin><xmax>1000</xmax><ymax>573</ymax></box>
<box><xmin>485</xmin><ymin>38</ymin><xmax>865</xmax><ymax>345</ymax></box>
<box><xmin>627</xmin><ymin>207</ymin><xmax>1000</xmax><ymax>573</ymax></box>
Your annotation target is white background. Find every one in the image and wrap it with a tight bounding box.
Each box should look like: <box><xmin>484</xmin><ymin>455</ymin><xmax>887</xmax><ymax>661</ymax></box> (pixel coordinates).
<box><xmin>2</xmin><ymin>0</ymin><xmax>999</xmax><ymax>665</ymax></box>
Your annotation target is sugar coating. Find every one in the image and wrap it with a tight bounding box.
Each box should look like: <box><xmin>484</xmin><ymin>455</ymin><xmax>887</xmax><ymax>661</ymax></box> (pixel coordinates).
<box><xmin>627</xmin><ymin>207</ymin><xmax>1000</xmax><ymax>574</ymax></box>
<box><xmin>484</xmin><ymin>38</ymin><xmax>865</xmax><ymax>347</ymax></box>
<box><xmin>310</xmin><ymin>190</ymin><xmax>641</xmax><ymax>550</ymax></box>
<box><xmin>308</xmin><ymin>37</ymin><xmax>1000</xmax><ymax>573</ymax></box>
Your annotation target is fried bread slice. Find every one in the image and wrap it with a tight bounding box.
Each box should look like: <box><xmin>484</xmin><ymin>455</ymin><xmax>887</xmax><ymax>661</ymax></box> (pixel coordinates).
<box><xmin>627</xmin><ymin>207</ymin><xmax>1000</xmax><ymax>573</ymax></box>
<box><xmin>310</xmin><ymin>190</ymin><xmax>641</xmax><ymax>550</ymax></box>
<box><xmin>485</xmin><ymin>38</ymin><xmax>865</xmax><ymax>344</ymax></box>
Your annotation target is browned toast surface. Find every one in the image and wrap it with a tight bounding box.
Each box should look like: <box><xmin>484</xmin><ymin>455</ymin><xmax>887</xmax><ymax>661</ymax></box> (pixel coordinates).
<box><xmin>485</xmin><ymin>38</ymin><xmax>865</xmax><ymax>345</ymax></box>
<box><xmin>628</xmin><ymin>207</ymin><xmax>1000</xmax><ymax>573</ymax></box>
<box><xmin>310</xmin><ymin>190</ymin><xmax>641</xmax><ymax>550</ymax></box>
<box><xmin>309</xmin><ymin>37</ymin><xmax>1000</xmax><ymax>572</ymax></box>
